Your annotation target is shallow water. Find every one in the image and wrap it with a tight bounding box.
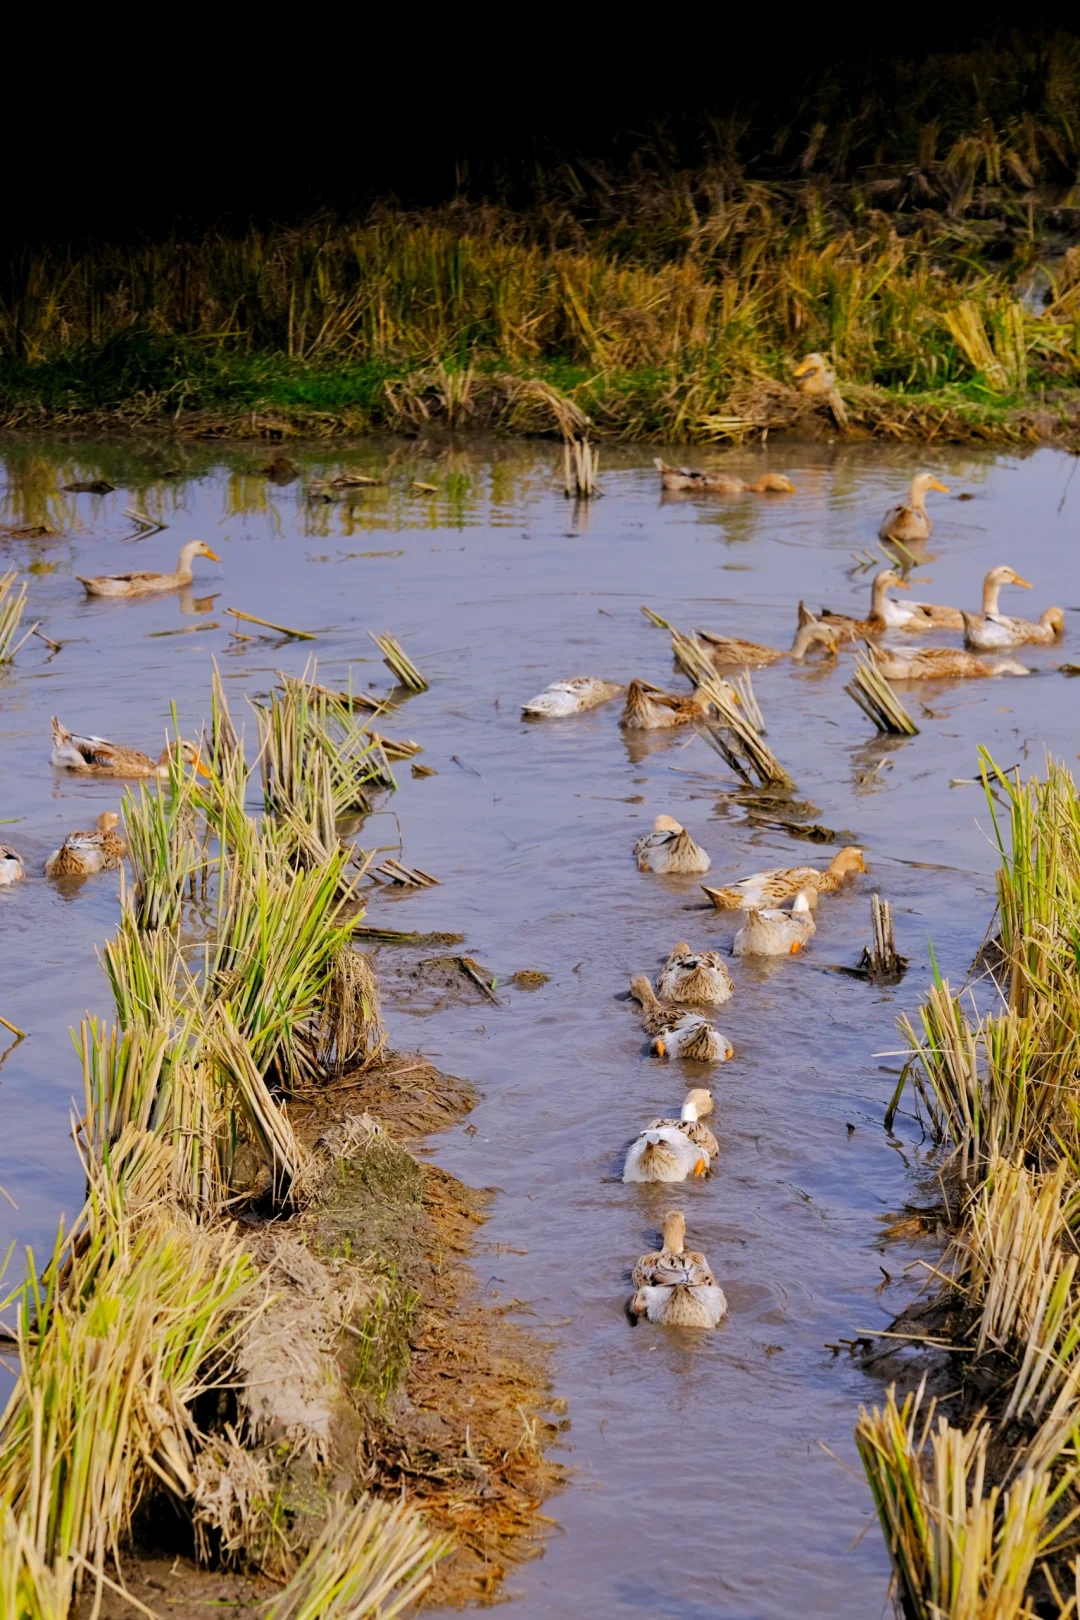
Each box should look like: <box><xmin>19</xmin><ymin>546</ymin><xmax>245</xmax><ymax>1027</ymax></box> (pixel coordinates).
<box><xmin>0</xmin><ymin>432</ymin><xmax>1077</xmax><ymax>1617</ymax></box>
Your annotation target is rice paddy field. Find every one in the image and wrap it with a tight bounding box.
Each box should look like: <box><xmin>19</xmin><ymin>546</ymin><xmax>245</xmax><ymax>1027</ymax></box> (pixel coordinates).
<box><xmin>0</xmin><ymin>431</ymin><xmax>1077</xmax><ymax>1614</ymax></box>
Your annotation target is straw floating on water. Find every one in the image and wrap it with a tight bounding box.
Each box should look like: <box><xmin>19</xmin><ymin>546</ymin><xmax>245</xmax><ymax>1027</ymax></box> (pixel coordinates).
<box><xmin>226</xmin><ymin>607</ymin><xmax>317</xmax><ymax>640</ymax></box>
<box><xmin>370</xmin><ymin>633</ymin><xmax>428</xmax><ymax>692</ymax></box>
<box><xmin>845</xmin><ymin>648</ymin><xmax>919</xmax><ymax>735</ymax></box>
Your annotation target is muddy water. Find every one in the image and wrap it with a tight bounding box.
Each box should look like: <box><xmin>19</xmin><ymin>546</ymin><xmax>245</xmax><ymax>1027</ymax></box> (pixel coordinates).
<box><xmin>0</xmin><ymin>434</ymin><xmax>1076</xmax><ymax>1617</ymax></box>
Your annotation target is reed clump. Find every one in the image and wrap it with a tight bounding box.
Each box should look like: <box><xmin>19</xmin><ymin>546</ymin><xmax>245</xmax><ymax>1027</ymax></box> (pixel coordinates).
<box><xmin>0</xmin><ymin>570</ymin><xmax>34</xmax><ymax>663</ymax></box>
<box><xmin>0</xmin><ymin>668</ymin><xmax>469</xmax><ymax>1613</ymax></box>
<box><xmin>861</xmin><ymin>752</ymin><xmax>1080</xmax><ymax>1614</ymax></box>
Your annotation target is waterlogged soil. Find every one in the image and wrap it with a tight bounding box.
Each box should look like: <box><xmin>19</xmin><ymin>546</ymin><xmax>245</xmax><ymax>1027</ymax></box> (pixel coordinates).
<box><xmin>1</xmin><ymin>433</ymin><xmax>1078</xmax><ymax>1617</ymax></box>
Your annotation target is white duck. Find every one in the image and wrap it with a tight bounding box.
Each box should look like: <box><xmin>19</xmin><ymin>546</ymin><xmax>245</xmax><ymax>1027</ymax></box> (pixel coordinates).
<box><xmin>634</xmin><ymin>815</ymin><xmax>710</xmax><ymax>875</ymax></box>
<box><xmin>0</xmin><ymin>846</ymin><xmax>24</xmax><ymax>886</ymax></box>
<box><xmin>623</xmin><ymin>1123</ymin><xmax>711</xmax><ymax>1184</ymax></box>
<box><xmin>656</xmin><ymin>943</ymin><xmax>733</xmax><ymax>1006</ymax></box>
<box><xmin>962</xmin><ymin>605</ymin><xmax>1064</xmax><ymax>651</ymax></box>
<box><xmin>521</xmin><ymin>676</ymin><xmax>623</xmax><ymax>717</ymax></box>
<box><xmin>733</xmin><ymin>892</ymin><xmax>816</xmax><ymax>956</ymax></box>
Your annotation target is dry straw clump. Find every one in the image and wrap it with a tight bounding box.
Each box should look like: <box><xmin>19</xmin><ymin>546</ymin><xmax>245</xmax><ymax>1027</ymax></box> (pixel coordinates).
<box><xmin>861</xmin><ymin>752</ymin><xmax>1080</xmax><ymax>1614</ymax></box>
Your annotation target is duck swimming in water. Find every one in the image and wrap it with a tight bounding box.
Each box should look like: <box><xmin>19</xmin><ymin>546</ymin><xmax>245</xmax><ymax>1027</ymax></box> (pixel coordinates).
<box><xmin>703</xmin><ymin>846</ymin><xmax>865</xmax><ymax>911</ymax></box>
<box><xmin>819</xmin><ymin>571</ymin><xmax>913</xmax><ymax>639</ymax></box>
<box><xmin>962</xmin><ymin>605</ymin><xmax>1064</xmax><ymax>651</ymax></box>
<box><xmin>77</xmin><ymin>540</ymin><xmax>220</xmax><ymax>598</ymax></box>
<box><xmin>634</xmin><ymin>816</ymin><xmax>711</xmax><ymax>875</ymax></box>
<box><xmin>620</xmin><ymin>678</ymin><xmax>706</xmax><ymax>731</ymax></box>
<box><xmin>45</xmin><ymin>812</ymin><xmax>127</xmax><ymax>877</ymax></box>
<box><xmin>622</xmin><ymin>1108</ymin><xmax>714</xmax><ymax>1184</ymax></box>
<box><xmin>733</xmin><ymin>892</ymin><xmax>816</xmax><ymax>956</ymax></box>
<box><xmin>51</xmin><ymin>718</ymin><xmax>210</xmax><ymax>779</ymax></box>
<box><xmin>629</xmin><ymin>1212</ymin><xmax>728</xmax><ymax>1328</ymax></box>
<box><xmin>521</xmin><ymin>676</ymin><xmax>623</xmax><ymax>718</ymax></box>
<box><xmin>903</xmin><ymin>565</ymin><xmax>1033</xmax><ymax>632</ymax></box>
<box><xmin>628</xmin><ymin>977</ymin><xmax>734</xmax><ymax>1062</ymax></box>
<box><xmin>0</xmin><ymin>846</ymin><xmax>24</xmax><ymax>887</ymax></box>
<box><xmin>871</xmin><ymin>647</ymin><xmax>1031</xmax><ymax>681</ymax></box>
<box><xmin>879</xmin><ymin>473</ymin><xmax>950</xmax><ymax>545</ymax></box>
<box><xmin>654</xmin><ymin>459</ymin><xmax>795</xmax><ymax>495</ymax></box>
<box><xmin>695</xmin><ymin>619</ymin><xmax>839</xmax><ymax>667</ymax></box>
<box><xmin>656</xmin><ymin>944</ymin><xmax>734</xmax><ymax>1006</ymax></box>
<box><xmin>633</xmin><ymin>1211</ymin><xmax>714</xmax><ymax>1289</ymax></box>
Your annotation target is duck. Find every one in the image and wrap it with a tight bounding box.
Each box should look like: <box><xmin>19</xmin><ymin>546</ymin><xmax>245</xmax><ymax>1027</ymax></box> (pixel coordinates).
<box><xmin>644</xmin><ymin>1089</ymin><xmax>720</xmax><ymax>1159</ymax></box>
<box><xmin>879</xmin><ymin>473</ymin><xmax>950</xmax><ymax>544</ymax></box>
<box><xmin>633</xmin><ymin>815</ymin><xmax>711</xmax><ymax>875</ymax></box>
<box><xmin>733</xmin><ymin>892</ymin><xmax>817</xmax><ymax>956</ymax></box>
<box><xmin>870</xmin><ymin>647</ymin><xmax>1031</xmax><ymax>681</ymax></box>
<box><xmin>703</xmin><ymin>846</ymin><xmax>865</xmax><ymax>910</ymax></box>
<box><xmin>44</xmin><ymin>812</ymin><xmax>127</xmax><ymax>877</ymax></box>
<box><xmin>819</xmin><ymin>570</ymin><xmax>913</xmax><ymax>639</ymax></box>
<box><xmin>622</xmin><ymin>1123</ymin><xmax>711</xmax><ymax>1184</ymax></box>
<box><xmin>522</xmin><ymin>676</ymin><xmax>623</xmax><ymax>718</ymax></box>
<box><xmin>632</xmin><ymin>1210</ymin><xmax>714</xmax><ymax>1289</ymax></box>
<box><xmin>654</xmin><ymin>459</ymin><xmax>796</xmax><ymax>495</ymax></box>
<box><xmin>695</xmin><ymin>619</ymin><xmax>839</xmax><ymax>667</ymax></box>
<box><xmin>620</xmin><ymin>678</ymin><xmax>706</xmax><ymax>731</ymax></box>
<box><xmin>76</xmin><ymin>540</ymin><xmax>220</xmax><ymax>598</ymax></box>
<box><xmin>0</xmin><ymin>846</ymin><xmax>24</xmax><ymax>886</ymax></box>
<box><xmin>792</xmin><ymin>352</ymin><xmax>836</xmax><ymax>395</ymax></box>
<box><xmin>962</xmin><ymin>606</ymin><xmax>1064</xmax><ymax>651</ymax></box>
<box><xmin>656</xmin><ymin>944</ymin><xmax>734</xmax><ymax>1006</ymax></box>
<box><xmin>51</xmin><ymin>718</ymin><xmax>210</xmax><ymax>779</ymax></box>
<box><xmin>903</xmin><ymin>565</ymin><xmax>1033</xmax><ymax>632</ymax></box>
<box><xmin>628</xmin><ymin>978</ymin><xmax>734</xmax><ymax>1061</ymax></box>
<box><xmin>652</xmin><ymin>1015</ymin><xmax>733</xmax><ymax>1064</ymax></box>
<box><xmin>630</xmin><ymin>1276</ymin><xmax>728</xmax><ymax>1328</ymax></box>
<box><xmin>629</xmin><ymin>1213</ymin><xmax>728</xmax><ymax>1327</ymax></box>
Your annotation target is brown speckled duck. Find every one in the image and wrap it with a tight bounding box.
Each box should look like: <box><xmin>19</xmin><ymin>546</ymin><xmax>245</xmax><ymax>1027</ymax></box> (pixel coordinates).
<box><xmin>45</xmin><ymin>812</ymin><xmax>127</xmax><ymax>878</ymax></box>
<box><xmin>871</xmin><ymin>647</ymin><xmax>1031</xmax><ymax>680</ymax></box>
<box><xmin>702</xmin><ymin>846</ymin><xmax>865</xmax><ymax>910</ymax></box>
<box><xmin>654</xmin><ymin>459</ymin><xmax>795</xmax><ymax>495</ymax></box>
<box><xmin>620</xmin><ymin>679</ymin><xmax>706</xmax><ymax>730</ymax></box>
<box><xmin>633</xmin><ymin>816</ymin><xmax>711</xmax><ymax>875</ymax></box>
<box><xmin>51</xmin><ymin>718</ymin><xmax>210</xmax><ymax>779</ymax></box>
<box><xmin>695</xmin><ymin>619</ymin><xmax>839</xmax><ymax>666</ymax></box>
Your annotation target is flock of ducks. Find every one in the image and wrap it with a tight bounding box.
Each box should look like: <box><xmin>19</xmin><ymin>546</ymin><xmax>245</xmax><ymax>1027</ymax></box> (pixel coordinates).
<box><xmin>1</xmin><ymin>723</ymin><xmax>211</xmax><ymax>893</ymax></box>
<box><xmin>0</xmin><ymin>528</ymin><xmax>224</xmax><ymax>886</ymax></box>
<box><xmin>521</xmin><ymin>453</ymin><xmax>1065</xmax><ymax>1329</ymax></box>
<box><xmin>524</xmin><ymin>650</ymin><xmax>869</xmax><ymax>1326</ymax></box>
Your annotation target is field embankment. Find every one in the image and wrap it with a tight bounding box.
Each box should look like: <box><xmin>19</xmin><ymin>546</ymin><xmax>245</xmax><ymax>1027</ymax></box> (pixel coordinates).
<box><xmin>9</xmin><ymin>36</ymin><xmax>1080</xmax><ymax>447</ymax></box>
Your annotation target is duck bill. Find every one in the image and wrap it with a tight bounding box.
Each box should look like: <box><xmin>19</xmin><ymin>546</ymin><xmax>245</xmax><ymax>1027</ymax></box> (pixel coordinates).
<box><xmin>792</xmin><ymin>358</ymin><xmax>814</xmax><ymax>377</ymax></box>
<box><xmin>202</xmin><ymin>547</ymin><xmax>222</xmax><ymax>563</ymax></box>
<box><xmin>1013</xmin><ymin>576</ymin><xmax>1033</xmax><ymax>589</ymax></box>
<box><xmin>693</xmin><ymin>1159</ymin><xmax>708</xmax><ymax>1178</ymax></box>
<box><xmin>930</xmin><ymin>479</ymin><xmax>951</xmax><ymax>493</ymax></box>
<box><xmin>193</xmin><ymin>757</ymin><xmax>213</xmax><ymax>779</ymax></box>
